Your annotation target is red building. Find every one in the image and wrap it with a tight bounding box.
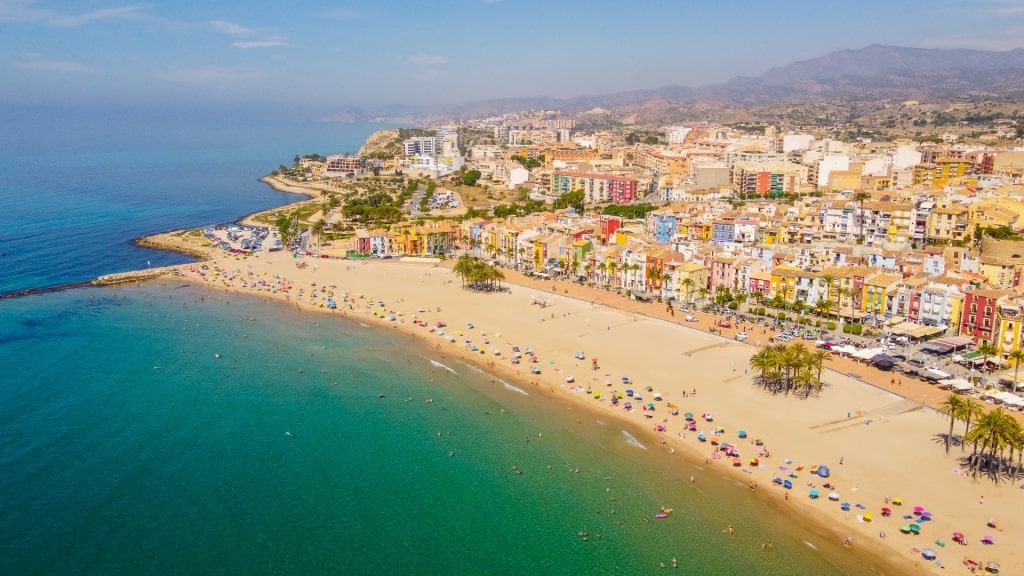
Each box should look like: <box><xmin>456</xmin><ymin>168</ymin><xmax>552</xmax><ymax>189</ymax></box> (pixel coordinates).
<box><xmin>599</xmin><ymin>215</ymin><xmax>622</xmax><ymax>243</ymax></box>
<box><xmin>959</xmin><ymin>289</ymin><xmax>1010</xmax><ymax>344</ymax></box>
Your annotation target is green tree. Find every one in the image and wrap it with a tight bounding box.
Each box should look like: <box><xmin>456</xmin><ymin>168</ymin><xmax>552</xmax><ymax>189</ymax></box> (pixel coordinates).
<box><xmin>1009</xmin><ymin>348</ymin><xmax>1024</xmax><ymax>389</ymax></box>
<box><xmin>461</xmin><ymin>170</ymin><xmax>482</xmax><ymax>186</ymax></box>
<box><xmin>938</xmin><ymin>393</ymin><xmax>966</xmax><ymax>454</ymax></box>
<box><xmin>554</xmin><ymin>190</ymin><xmax>585</xmax><ymax>213</ymax></box>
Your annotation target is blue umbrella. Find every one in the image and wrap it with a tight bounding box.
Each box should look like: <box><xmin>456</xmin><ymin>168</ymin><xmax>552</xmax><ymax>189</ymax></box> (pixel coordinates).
<box><xmin>809</xmin><ymin>489</ymin><xmax>820</xmax><ymax>498</ymax></box>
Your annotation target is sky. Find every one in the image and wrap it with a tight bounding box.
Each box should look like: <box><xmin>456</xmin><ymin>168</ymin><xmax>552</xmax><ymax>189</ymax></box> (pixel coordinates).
<box><xmin>2</xmin><ymin>0</ymin><xmax>1023</xmax><ymax>115</ymax></box>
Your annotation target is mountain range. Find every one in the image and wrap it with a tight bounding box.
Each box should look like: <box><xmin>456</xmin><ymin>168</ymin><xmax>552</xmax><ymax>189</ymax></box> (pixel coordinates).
<box><xmin>324</xmin><ymin>44</ymin><xmax>1024</xmax><ymax>124</ymax></box>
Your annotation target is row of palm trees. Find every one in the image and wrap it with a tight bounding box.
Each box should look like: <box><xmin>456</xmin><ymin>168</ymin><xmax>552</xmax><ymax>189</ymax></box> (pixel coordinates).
<box><xmin>453</xmin><ymin>254</ymin><xmax>506</xmax><ymax>290</ymax></box>
<box><xmin>939</xmin><ymin>394</ymin><xmax>1023</xmax><ymax>484</ymax></box>
<box><xmin>748</xmin><ymin>343</ymin><xmax>831</xmax><ymax>397</ymax></box>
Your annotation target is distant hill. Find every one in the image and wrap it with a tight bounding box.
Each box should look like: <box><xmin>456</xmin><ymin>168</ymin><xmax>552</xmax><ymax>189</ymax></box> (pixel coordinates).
<box><xmin>325</xmin><ymin>45</ymin><xmax>1024</xmax><ymax>123</ymax></box>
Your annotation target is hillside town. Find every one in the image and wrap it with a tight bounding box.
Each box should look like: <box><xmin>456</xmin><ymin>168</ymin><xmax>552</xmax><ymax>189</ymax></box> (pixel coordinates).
<box><xmin>279</xmin><ymin>113</ymin><xmax>1024</xmax><ymax>377</ymax></box>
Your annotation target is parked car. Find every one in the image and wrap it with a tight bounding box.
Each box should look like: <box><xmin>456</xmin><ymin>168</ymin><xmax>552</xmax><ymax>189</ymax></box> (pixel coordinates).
<box><xmin>685</xmin><ymin>315</ymin><xmax>699</xmax><ymax>322</ymax></box>
<box><xmin>735</xmin><ymin>332</ymin><xmax>748</xmax><ymax>341</ymax></box>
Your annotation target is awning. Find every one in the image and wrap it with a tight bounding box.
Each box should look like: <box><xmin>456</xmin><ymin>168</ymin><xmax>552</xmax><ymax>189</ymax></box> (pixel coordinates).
<box><xmin>924</xmin><ymin>368</ymin><xmax>953</xmax><ymax>381</ymax></box>
<box><xmin>939</xmin><ymin>378</ymin><xmax>973</xmax><ymax>392</ymax></box>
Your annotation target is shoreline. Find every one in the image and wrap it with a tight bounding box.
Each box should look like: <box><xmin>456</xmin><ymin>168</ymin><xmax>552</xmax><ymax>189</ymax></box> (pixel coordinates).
<box><xmin>131</xmin><ymin>175</ymin><xmax>322</xmax><ymax>259</ymax></box>
<box><xmin>144</xmin><ymin>254</ymin><xmax>1023</xmax><ymax>576</ymax></box>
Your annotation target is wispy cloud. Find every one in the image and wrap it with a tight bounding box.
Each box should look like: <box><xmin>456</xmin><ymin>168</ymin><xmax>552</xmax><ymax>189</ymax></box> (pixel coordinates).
<box><xmin>210</xmin><ymin>19</ymin><xmax>287</xmax><ymax>48</ymax></box>
<box><xmin>234</xmin><ymin>39</ymin><xmax>288</xmax><ymax>48</ymax></box>
<box><xmin>408</xmin><ymin>53</ymin><xmax>447</xmax><ymax>66</ymax></box>
<box><xmin>0</xmin><ymin>0</ymin><xmax>58</xmax><ymax>22</ymax></box>
<box><xmin>153</xmin><ymin>65</ymin><xmax>264</xmax><ymax>83</ymax></box>
<box><xmin>50</xmin><ymin>5</ymin><xmax>144</xmax><ymax>27</ymax></box>
<box><xmin>19</xmin><ymin>52</ymin><xmax>93</xmax><ymax>72</ymax></box>
<box><xmin>209</xmin><ymin>19</ymin><xmax>253</xmax><ymax>38</ymax></box>
<box><xmin>0</xmin><ymin>1</ymin><xmax>144</xmax><ymax>25</ymax></box>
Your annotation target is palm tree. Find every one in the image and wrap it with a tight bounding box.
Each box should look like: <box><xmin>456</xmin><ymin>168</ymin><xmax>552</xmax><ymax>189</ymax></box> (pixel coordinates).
<box><xmin>978</xmin><ymin>341</ymin><xmax>998</xmax><ymax>373</ymax></box>
<box><xmin>835</xmin><ymin>286</ymin><xmax>852</xmax><ymax>321</ymax></box>
<box><xmin>960</xmin><ymin>398</ymin><xmax>985</xmax><ymax>453</ymax></box>
<box><xmin>966</xmin><ymin>407</ymin><xmax>1015</xmax><ymax>481</ymax></box>
<box><xmin>749</xmin><ymin>347</ymin><xmax>773</xmax><ymax>382</ymax></box>
<box><xmin>819</xmin><ymin>274</ymin><xmax>835</xmax><ymax>318</ymax></box>
<box><xmin>938</xmin><ymin>393</ymin><xmax>965</xmax><ymax>454</ymax></box>
<box><xmin>311</xmin><ymin>219</ymin><xmax>326</xmax><ymax>256</ymax></box>
<box><xmin>453</xmin><ymin>253</ymin><xmax>475</xmax><ymax>288</ymax></box>
<box><xmin>605</xmin><ymin>261</ymin><xmax>618</xmax><ymax>287</ymax></box>
<box><xmin>808</xmin><ymin>349</ymin><xmax>830</xmax><ymax>385</ymax></box>
<box><xmin>681</xmin><ymin>277</ymin><xmax>695</xmax><ymax>304</ymax></box>
<box><xmin>815</xmin><ymin>299</ymin><xmax>833</xmax><ymax>320</ymax></box>
<box><xmin>1008</xmin><ymin>348</ymin><xmax>1024</xmax><ymax>389</ymax></box>
<box><xmin>852</xmin><ymin>191</ymin><xmax>871</xmax><ymax>242</ymax></box>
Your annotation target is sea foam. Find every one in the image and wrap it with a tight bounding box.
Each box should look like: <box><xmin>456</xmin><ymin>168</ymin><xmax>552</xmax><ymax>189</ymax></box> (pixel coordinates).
<box><xmin>622</xmin><ymin>430</ymin><xmax>647</xmax><ymax>450</ymax></box>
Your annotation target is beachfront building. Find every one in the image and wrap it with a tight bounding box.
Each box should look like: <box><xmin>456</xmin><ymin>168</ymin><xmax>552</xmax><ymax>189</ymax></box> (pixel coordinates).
<box><xmin>959</xmin><ymin>289</ymin><xmax>1012</xmax><ymax>344</ymax></box>
<box><xmin>672</xmin><ymin>262</ymin><xmax>709</xmax><ymax>304</ymax></box>
<box><xmin>862</xmin><ymin>272</ymin><xmax>901</xmax><ymax>317</ymax></box>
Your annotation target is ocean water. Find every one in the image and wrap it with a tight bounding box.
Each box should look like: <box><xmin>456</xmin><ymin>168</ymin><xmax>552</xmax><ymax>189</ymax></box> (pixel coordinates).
<box><xmin>0</xmin><ymin>107</ymin><xmax>860</xmax><ymax>575</ymax></box>
<box><xmin>0</xmin><ymin>105</ymin><xmax>376</xmax><ymax>294</ymax></box>
<box><xmin>0</xmin><ymin>284</ymin><xmax>849</xmax><ymax>575</ymax></box>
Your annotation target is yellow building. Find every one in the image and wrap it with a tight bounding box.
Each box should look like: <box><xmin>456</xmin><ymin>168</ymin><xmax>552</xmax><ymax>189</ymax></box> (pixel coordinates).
<box><xmin>862</xmin><ymin>272</ymin><xmax>900</xmax><ymax>315</ymax></box>
<box><xmin>673</xmin><ymin>262</ymin><xmax>709</xmax><ymax>303</ymax></box>
<box><xmin>926</xmin><ymin>206</ymin><xmax>970</xmax><ymax>244</ymax></box>
<box><xmin>770</xmin><ymin>265</ymin><xmax>803</xmax><ymax>302</ymax></box>
<box><xmin>913</xmin><ymin>157</ymin><xmax>969</xmax><ymax>188</ymax></box>
<box><xmin>993</xmin><ymin>301</ymin><xmax>1021</xmax><ymax>357</ymax></box>
<box><xmin>979</xmin><ymin>256</ymin><xmax>1019</xmax><ymax>290</ymax></box>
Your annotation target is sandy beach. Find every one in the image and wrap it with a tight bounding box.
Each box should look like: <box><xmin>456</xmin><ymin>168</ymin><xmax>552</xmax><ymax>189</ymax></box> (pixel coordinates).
<box><xmin>161</xmin><ymin>254</ymin><xmax>1022</xmax><ymax>576</ymax></box>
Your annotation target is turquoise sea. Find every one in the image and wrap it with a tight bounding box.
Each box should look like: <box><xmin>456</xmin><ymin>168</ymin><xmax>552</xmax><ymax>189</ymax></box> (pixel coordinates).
<box><xmin>0</xmin><ymin>107</ymin><xmax>864</xmax><ymax>575</ymax></box>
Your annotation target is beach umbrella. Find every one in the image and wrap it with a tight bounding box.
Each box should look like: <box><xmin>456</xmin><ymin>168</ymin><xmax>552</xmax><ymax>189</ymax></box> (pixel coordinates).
<box><xmin>732</xmin><ymin>457</ymin><xmax>742</xmax><ymax>467</ymax></box>
<box><xmin>863</xmin><ymin>513</ymin><xmax>873</xmax><ymax>522</ymax></box>
<box><xmin>881</xmin><ymin>507</ymin><xmax>892</xmax><ymax>516</ymax></box>
<box><xmin>952</xmin><ymin>532</ymin><xmax>964</xmax><ymax>543</ymax></box>
<box><xmin>840</xmin><ymin>502</ymin><xmax>851</xmax><ymax>511</ymax></box>
<box><xmin>892</xmin><ymin>497</ymin><xmax>903</xmax><ymax>506</ymax></box>
<box><xmin>808</xmin><ymin>488</ymin><xmax>819</xmax><ymax>499</ymax></box>
<box><xmin>920</xmin><ymin>512</ymin><xmax>932</xmax><ymax>521</ymax></box>
<box><xmin>913</xmin><ymin>506</ymin><xmax>925</xmax><ymax>515</ymax></box>
<box><xmin>646</xmin><ymin>385</ymin><xmax>653</xmax><ymax>392</ymax></box>
<box><xmin>773</xmin><ymin>477</ymin><xmax>783</xmax><ymax>485</ymax></box>
<box><xmin>783</xmin><ymin>479</ymin><xmax>793</xmax><ymax>489</ymax></box>
<box><xmin>981</xmin><ymin>535</ymin><xmax>994</xmax><ymax>544</ymax></box>
<box><xmin>626</xmin><ymin>389</ymin><xmax>635</xmax><ymax>396</ymax></box>
<box><xmin>900</xmin><ymin>525</ymin><xmax>913</xmax><ymax>533</ymax></box>
<box><xmin>908</xmin><ymin>524</ymin><xmax>921</xmax><ymax>534</ymax></box>
<box><xmin>684</xmin><ymin>412</ymin><xmax>694</xmax><ymax>421</ymax></box>
<box><xmin>828</xmin><ymin>492</ymin><xmax>840</xmax><ymax>501</ymax></box>
<box><xmin>738</xmin><ymin>430</ymin><xmax>747</xmax><ymax>438</ymax></box>
<box><xmin>921</xmin><ymin>548</ymin><xmax>937</xmax><ymax>560</ymax></box>
<box><xmin>817</xmin><ymin>465</ymin><xmax>830</xmax><ymax>478</ymax></box>
<box><xmin>647</xmin><ymin>402</ymin><xmax>655</xmax><ymax>409</ymax></box>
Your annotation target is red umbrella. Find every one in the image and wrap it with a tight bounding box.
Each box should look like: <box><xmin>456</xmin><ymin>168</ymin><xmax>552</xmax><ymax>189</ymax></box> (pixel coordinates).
<box><xmin>881</xmin><ymin>507</ymin><xmax>892</xmax><ymax>516</ymax></box>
